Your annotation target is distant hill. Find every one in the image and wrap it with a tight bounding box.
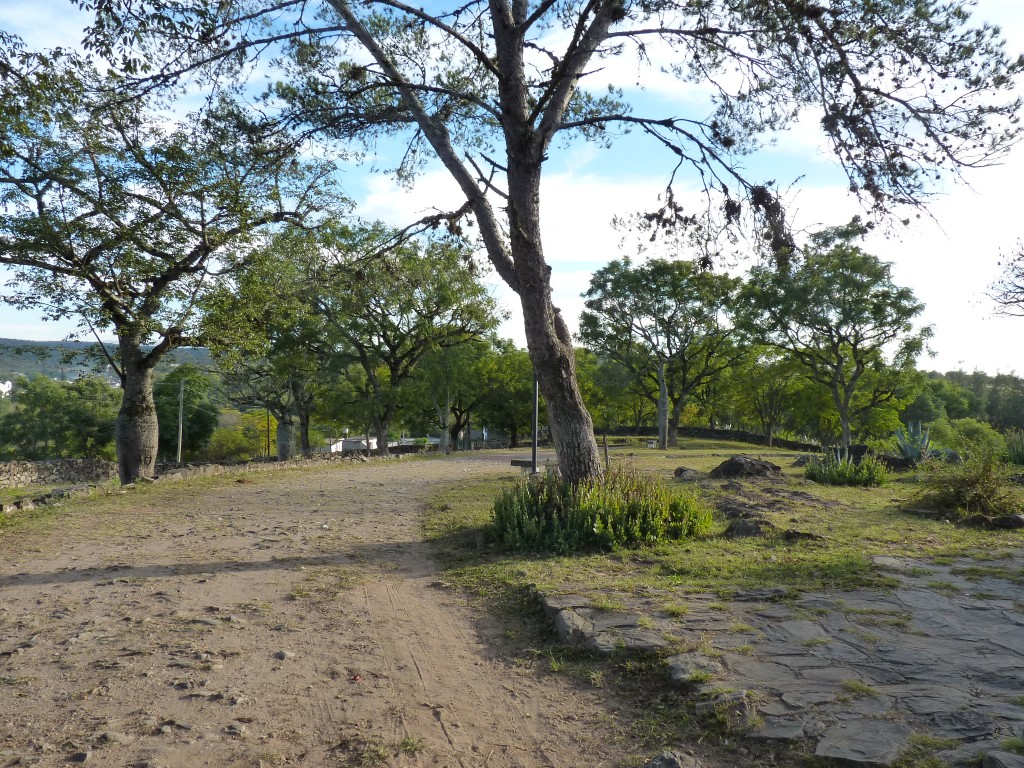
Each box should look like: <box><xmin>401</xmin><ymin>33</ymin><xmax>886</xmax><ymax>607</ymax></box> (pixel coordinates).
<box><xmin>0</xmin><ymin>338</ymin><xmax>211</xmax><ymax>384</ymax></box>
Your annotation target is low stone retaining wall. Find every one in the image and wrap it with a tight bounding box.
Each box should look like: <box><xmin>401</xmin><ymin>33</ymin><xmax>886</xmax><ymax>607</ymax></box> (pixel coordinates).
<box><xmin>0</xmin><ymin>458</ymin><xmax>117</xmax><ymax>490</ymax></box>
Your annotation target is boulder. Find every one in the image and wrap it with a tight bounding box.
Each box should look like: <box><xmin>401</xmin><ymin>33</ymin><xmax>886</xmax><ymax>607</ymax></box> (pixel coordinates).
<box><xmin>709</xmin><ymin>455</ymin><xmax>781</xmax><ymax>479</ymax></box>
<box><xmin>641</xmin><ymin>751</ymin><xmax>702</xmax><ymax>768</ymax></box>
<box><xmin>673</xmin><ymin>466</ymin><xmax>701</xmax><ymax>482</ymax></box>
<box><xmin>724</xmin><ymin>518</ymin><xmax>773</xmax><ymax>538</ymax></box>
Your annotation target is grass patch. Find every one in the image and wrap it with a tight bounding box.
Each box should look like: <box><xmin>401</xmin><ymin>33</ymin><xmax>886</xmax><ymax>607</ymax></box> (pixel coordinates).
<box><xmin>891</xmin><ymin>734</ymin><xmax>960</xmax><ymax>768</ymax></box>
<box><xmin>492</xmin><ymin>469</ymin><xmax>713</xmax><ymax>553</ymax></box>
<box><xmin>397</xmin><ymin>736</ymin><xmax>425</xmax><ymax>755</ymax></box>
<box><xmin>805</xmin><ymin>455</ymin><xmax>889</xmax><ymax>487</ymax></box>
<box><xmin>1002</xmin><ymin>736</ymin><xmax>1024</xmax><ymax>755</ymax></box>
<box><xmin>841</xmin><ymin>679</ymin><xmax>879</xmax><ymax>697</ymax></box>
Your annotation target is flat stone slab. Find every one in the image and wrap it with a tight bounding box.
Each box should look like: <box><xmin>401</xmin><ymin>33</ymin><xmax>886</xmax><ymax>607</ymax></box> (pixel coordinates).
<box><xmin>984</xmin><ymin>753</ymin><xmax>1024</xmax><ymax>768</ymax></box>
<box><xmin>814</xmin><ymin>719</ymin><xmax>912</xmax><ymax>765</ymax></box>
<box><xmin>537</xmin><ymin>547</ymin><xmax>1024</xmax><ymax>765</ymax></box>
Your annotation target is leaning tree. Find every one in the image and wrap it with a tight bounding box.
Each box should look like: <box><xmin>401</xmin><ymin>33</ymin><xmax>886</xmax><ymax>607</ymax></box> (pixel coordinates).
<box><xmin>0</xmin><ymin>56</ymin><xmax>336</xmax><ymax>482</ymax></box>
<box><xmin>44</xmin><ymin>0</ymin><xmax>1024</xmax><ymax>481</ymax></box>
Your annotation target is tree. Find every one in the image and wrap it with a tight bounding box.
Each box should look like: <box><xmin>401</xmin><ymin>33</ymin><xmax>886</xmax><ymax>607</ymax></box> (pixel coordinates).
<box><xmin>409</xmin><ymin>338</ymin><xmax>508</xmax><ymax>453</ymax></box>
<box><xmin>153</xmin><ymin>364</ymin><xmax>220</xmax><ymax>461</ymax></box>
<box><xmin>579</xmin><ymin>258</ymin><xmax>744</xmax><ymax>448</ymax></box>
<box><xmin>0</xmin><ymin>57</ymin><xmax>335</xmax><ymax>482</ymax></box>
<box><xmin>476</xmin><ymin>345</ymin><xmax>537</xmax><ymax>449</ymax></box>
<box><xmin>203</xmin><ymin>227</ymin><xmax>328</xmax><ymax>459</ymax></box>
<box><xmin>75</xmin><ymin>0</ymin><xmax>1024</xmax><ymax>482</ymax></box>
<box><xmin>728</xmin><ymin>353</ymin><xmax>804</xmax><ymax>446</ymax></box>
<box><xmin>307</xmin><ymin>226</ymin><xmax>501</xmax><ymax>455</ymax></box>
<box><xmin>992</xmin><ymin>244</ymin><xmax>1024</xmax><ymax>316</ymax></box>
<box><xmin>0</xmin><ymin>374</ymin><xmax>120</xmax><ymax>459</ymax></box>
<box><xmin>740</xmin><ymin>230</ymin><xmax>931</xmax><ymax>458</ymax></box>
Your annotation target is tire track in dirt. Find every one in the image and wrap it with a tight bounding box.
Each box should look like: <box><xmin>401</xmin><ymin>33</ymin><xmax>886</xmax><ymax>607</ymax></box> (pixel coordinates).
<box><xmin>0</xmin><ymin>455</ymin><xmax>631</xmax><ymax>768</ymax></box>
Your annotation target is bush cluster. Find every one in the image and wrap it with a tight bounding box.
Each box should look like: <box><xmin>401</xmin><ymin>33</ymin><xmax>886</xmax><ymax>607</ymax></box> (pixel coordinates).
<box><xmin>491</xmin><ymin>469</ymin><xmax>713</xmax><ymax>553</ymax></box>
<box><xmin>915</xmin><ymin>447</ymin><xmax>1020</xmax><ymax>521</ymax></box>
<box><xmin>805</xmin><ymin>454</ymin><xmax>889</xmax><ymax>487</ymax></box>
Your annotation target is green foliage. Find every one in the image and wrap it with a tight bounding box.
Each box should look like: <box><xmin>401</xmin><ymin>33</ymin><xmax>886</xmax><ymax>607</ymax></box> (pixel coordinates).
<box><xmin>0</xmin><ymin>374</ymin><xmax>120</xmax><ymax>459</ymax></box>
<box><xmin>153</xmin><ymin>365</ymin><xmax>219</xmax><ymax>461</ymax></box>
<box><xmin>203</xmin><ymin>427</ymin><xmax>257</xmax><ymax>462</ymax></box>
<box><xmin>805</xmin><ymin>455</ymin><xmax>889</xmax><ymax>487</ymax></box>
<box><xmin>491</xmin><ymin>469</ymin><xmax>712</xmax><ymax>553</ymax></box>
<box><xmin>740</xmin><ymin>237</ymin><xmax>929</xmax><ymax>454</ymax></box>
<box><xmin>928</xmin><ymin>417</ymin><xmax>1006</xmax><ymax>455</ymax></box>
<box><xmin>915</xmin><ymin>447</ymin><xmax>1019</xmax><ymax>521</ymax></box>
<box><xmin>894</xmin><ymin>422</ymin><xmax>932</xmax><ymax>466</ymax></box>
<box><xmin>578</xmin><ymin>257</ymin><xmax>745</xmax><ymax>445</ymax></box>
<box><xmin>1006</xmin><ymin>429</ymin><xmax>1024</xmax><ymax>465</ymax></box>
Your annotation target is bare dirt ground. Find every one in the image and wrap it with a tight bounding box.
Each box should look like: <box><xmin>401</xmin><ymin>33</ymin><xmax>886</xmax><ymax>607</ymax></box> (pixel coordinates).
<box><xmin>0</xmin><ymin>455</ymin><xmax>643</xmax><ymax>768</ymax></box>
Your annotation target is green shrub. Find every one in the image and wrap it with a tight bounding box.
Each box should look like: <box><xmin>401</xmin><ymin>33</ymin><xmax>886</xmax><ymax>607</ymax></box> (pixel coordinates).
<box><xmin>805</xmin><ymin>454</ymin><xmax>889</xmax><ymax>487</ymax></box>
<box><xmin>203</xmin><ymin>427</ymin><xmax>258</xmax><ymax>462</ymax></box>
<box><xmin>915</xmin><ymin>446</ymin><xmax>1019</xmax><ymax>521</ymax></box>
<box><xmin>491</xmin><ymin>469</ymin><xmax>713</xmax><ymax>553</ymax></box>
<box><xmin>1006</xmin><ymin>429</ymin><xmax>1024</xmax><ymax>466</ymax></box>
<box><xmin>929</xmin><ymin>417</ymin><xmax>1006</xmax><ymax>456</ymax></box>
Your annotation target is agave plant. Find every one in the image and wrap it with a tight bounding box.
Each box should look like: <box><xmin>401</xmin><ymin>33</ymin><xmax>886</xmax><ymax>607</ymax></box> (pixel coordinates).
<box><xmin>894</xmin><ymin>422</ymin><xmax>932</xmax><ymax>466</ymax></box>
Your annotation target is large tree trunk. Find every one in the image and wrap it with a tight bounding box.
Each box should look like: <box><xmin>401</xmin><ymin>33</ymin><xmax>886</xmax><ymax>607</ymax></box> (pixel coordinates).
<box><xmin>374</xmin><ymin>410</ymin><xmax>392</xmax><ymax>457</ymax></box>
<box><xmin>510</xmin><ymin>170</ymin><xmax>601</xmax><ymax>483</ymax></box>
<box><xmin>657</xmin><ymin>360</ymin><xmax>669</xmax><ymax>450</ymax></box>
<box><xmin>431</xmin><ymin>391</ymin><xmax>451</xmax><ymax>453</ymax></box>
<box><xmin>276</xmin><ymin>415</ymin><xmax>296</xmax><ymax>460</ymax></box>
<box><xmin>115</xmin><ymin>340</ymin><xmax>159</xmax><ymax>484</ymax></box>
<box><xmin>298</xmin><ymin>408</ymin><xmax>312</xmax><ymax>457</ymax></box>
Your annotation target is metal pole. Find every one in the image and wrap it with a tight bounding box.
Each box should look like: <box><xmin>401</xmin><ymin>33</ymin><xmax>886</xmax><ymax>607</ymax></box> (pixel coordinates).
<box><xmin>531</xmin><ymin>374</ymin><xmax>539</xmax><ymax>474</ymax></box>
<box><xmin>176</xmin><ymin>379</ymin><xmax>184</xmax><ymax>464</ymax></box>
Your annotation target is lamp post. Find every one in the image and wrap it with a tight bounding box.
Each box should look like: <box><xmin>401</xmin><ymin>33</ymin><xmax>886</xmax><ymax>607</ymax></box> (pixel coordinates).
<box><xmin>531</xmin><ymin>373</ymin><xmax>539</xmax><ymax>474</ymax></box>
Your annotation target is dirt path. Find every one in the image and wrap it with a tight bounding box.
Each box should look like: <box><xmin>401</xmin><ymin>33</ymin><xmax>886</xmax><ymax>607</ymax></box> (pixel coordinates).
<box><xmin>0</xmin><ymin>456</ymin><xmax>631</xmax><ymax>768</ymax></box>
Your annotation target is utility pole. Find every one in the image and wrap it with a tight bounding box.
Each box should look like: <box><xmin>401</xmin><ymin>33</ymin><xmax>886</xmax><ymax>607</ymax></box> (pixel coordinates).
<box><xmin>176</xmin><ymin>379</ymin><xmax>184</xmax><ymax>464</ymax></box>
<box><xmin>531</xmin><ymin>374</ymin><xmax>539</xmax><ymax>474</ymax></box>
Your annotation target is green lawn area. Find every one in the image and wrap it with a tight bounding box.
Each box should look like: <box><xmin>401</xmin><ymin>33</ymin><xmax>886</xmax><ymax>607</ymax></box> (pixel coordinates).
<box><xmin>427</xmin><ymin>439</ymin><xmax>1020</xmax><ymax>610</ymax></box>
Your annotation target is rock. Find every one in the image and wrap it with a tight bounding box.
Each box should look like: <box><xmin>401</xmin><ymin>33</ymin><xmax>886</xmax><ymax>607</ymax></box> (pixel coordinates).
<box><xmin>783</xmin><ymin>529</ymin><xmax>824</xmax><ymax>542</ymax></box>
<box><xmin>733</xmin><ymin>587</ymin><xmax>788</xmax><ymax>602</ymax></box>
<box><xmin>724</xmin><ymin>518</ymin><xmax>773</xmax><ymax>538</ymax></box>
<box><xmin>641</xmin><ymin>751</ymin><xmax>702</xmax><ymax>768</ymax></box>
<box><xmin>709</xmin><ymin>455</ymin><xmax>782</xmax><ymax>479</ymax></box>
<box><xmin>93</xmin><ymin>732</ymin><xmax>132</xmax><ymax>745</ymax></box>
<box><xmin>984</xmin><ymin>754</ymin><xmax>1024</xmax><ymax>768</ymax></box>
<box><xmin>993</xmin><ymin>514</ymin><xmax>1024</xmax><ymax>529</ymax></box>
<box><xmin>695</xmin><ymin>690</ymin><xmax>755</xmax><ymax>726</ymax></box>
<box><xmin>814</xmin><ymin>719</ymin><xmax>912</xmax><ymax>766</ymax></box>
<box><xmin>673</xmin><ymin>467</ymin><xmax>701</xmax><ymax>482</ymax></box>
<box><xmin>925</xmin><ymin>709</ymin><xmax>995</xmax><ymax>741</ymax></box>
<box><xmin>68</xmin><ymin>752</ymin><xmax>91</xmax><ymax>763</ymax></box>
<box><xmin>666</xmin><ymin>654</ymin><xmax>724</xmax><ymax>689</ymax></box>
<box><xmin>938</xmin><ymin>740</ymin><xmax>1004</xmax><ymax>768</ymax></box>
<box><xmin>750</xmin><ymin>717</ymin><xmax>807</xmax><ymax>741</ymax></box>
<box><xmin>792</xmin><ymin>455</ymin><xmax>812</xmax><ymax>467</ymax></box>
<box><xmin>273</xmin><ymin>650</ymin><xmax>295</xmax><ymax>661</ymax></box>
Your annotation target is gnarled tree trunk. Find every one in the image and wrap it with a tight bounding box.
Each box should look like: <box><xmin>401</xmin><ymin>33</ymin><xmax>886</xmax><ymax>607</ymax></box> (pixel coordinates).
<box><xmin>115</xmin><ymin>339</ymin><xmax>159</xmax><ymax>484</ymax></box>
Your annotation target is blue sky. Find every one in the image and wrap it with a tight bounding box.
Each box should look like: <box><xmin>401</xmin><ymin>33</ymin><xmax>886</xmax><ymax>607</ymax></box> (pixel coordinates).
<box><xmin>2</xmin><ymin>0</ymin><xmax>1024</xmax><ymax>375</ymax></box>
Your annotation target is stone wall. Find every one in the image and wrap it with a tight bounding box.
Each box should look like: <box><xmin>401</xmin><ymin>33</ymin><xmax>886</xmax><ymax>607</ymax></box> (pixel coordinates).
<box><xmin>0</xmin><ymin>458</ymin><xmax>118</xmax><ymax>489</ymax></box>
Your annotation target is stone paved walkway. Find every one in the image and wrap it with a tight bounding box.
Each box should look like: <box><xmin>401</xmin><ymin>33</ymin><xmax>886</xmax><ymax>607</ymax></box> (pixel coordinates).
<box><xmin>541</xmin><ymin>552</ymin><xmax>1024</xmax><ymax>766</ymax></box>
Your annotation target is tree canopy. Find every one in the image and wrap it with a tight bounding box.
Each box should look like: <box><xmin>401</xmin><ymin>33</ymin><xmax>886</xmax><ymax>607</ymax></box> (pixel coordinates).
<box><xmin>0</xmin><ymin>55</ymin><xmax>336</xmax><ymax>481</ymax></box>
<box><xmin>579</xmin><ymin>258</ymin><xmax>744</xmax><ymax>448</ymax></box>
<box><xmin>740</xmin><ymin>231</ymin><xmax>931</xmax><ymax>455</ymax></box>
<box><xmin>58</xmin><ymin>0</ymin><xmax>1023</xmax><ymax>482</ymax></box>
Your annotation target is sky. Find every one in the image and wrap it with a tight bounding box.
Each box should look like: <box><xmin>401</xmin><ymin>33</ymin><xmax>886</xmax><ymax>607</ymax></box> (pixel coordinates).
<box><xmin>2</xmin><ymin>0</ymin><xmax>1024</xmax><ymax>376</ymax></box>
